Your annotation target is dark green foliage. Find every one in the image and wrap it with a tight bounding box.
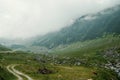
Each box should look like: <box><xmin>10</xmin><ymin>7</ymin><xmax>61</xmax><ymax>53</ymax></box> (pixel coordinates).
<box><xmin>32</xmin><ymin>5</ymin><xmax>120</xmax><ymax>48</ymax></box>
<box><xmin>93</xmin><ymin>68</ymin><xmax>120</xmax><ymax>80</ymax></box>
<box><xmin>0</xmin><ymin>54</ymin><xmax>2</xmax><ymax>59</ymax></box>
<box><xmin>0</xmin><ymin>66</ymin><xmax>16</xmax><ymax>80</ymax></box>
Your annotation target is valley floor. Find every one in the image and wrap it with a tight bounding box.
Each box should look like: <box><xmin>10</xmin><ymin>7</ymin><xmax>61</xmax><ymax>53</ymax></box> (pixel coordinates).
<box><xmin>0</xmin><ymin>35</ymin><xmax>120</xmax><ymax>80</ymax></box>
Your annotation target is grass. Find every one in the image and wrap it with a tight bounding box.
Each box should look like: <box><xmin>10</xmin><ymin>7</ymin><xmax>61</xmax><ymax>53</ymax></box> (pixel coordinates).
<box><xmin>0</xmin><ymin>52</ymin><xmax>96</xmax><ymax>80</ymax></box>
<box><xmin>16</xmin><ymin>64</ymin><xmax>95</xmax><ymax>80</ymax></box>
<box><xmin>0</xmin><ymin>65</ymin><xmax>16</xmax><ymax>80</ymax></box>
<box><xmin>50</xmin><ymin>34</ymin><xmax>120</xmax><ymax>58</ymax></box>
<box><xmin>0</xmin><ymin>34</ymin><xmax>120</xmax><ymax>80</ymax></box>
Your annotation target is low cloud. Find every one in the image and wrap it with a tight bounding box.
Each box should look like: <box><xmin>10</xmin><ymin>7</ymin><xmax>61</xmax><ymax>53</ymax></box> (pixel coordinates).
<box><xmin>0</xmin><ymin>0</ymin><xmax>119</xmax><ymax>39</ymax></box>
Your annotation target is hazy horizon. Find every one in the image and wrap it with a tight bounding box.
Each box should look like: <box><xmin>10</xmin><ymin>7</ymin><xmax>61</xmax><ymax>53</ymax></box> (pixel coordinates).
<box><xmin>0</xmin><ymin>0</ymin><xmax>120</xmax><ymax>39</ymax></box>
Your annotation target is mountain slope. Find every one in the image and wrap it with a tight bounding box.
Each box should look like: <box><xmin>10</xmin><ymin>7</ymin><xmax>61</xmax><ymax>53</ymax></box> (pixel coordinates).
<box><xmin>32</xmin><ymin>5</ymin><xmax>120</xmax><ymax>48</ymax></box>
<box><xmin>0</xmin><ymin>44</ymin><xmax>11</xmax><ymax>51</ymax></box>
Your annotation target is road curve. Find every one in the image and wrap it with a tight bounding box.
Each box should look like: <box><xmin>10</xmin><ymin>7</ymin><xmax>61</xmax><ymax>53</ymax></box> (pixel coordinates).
<box><xmin>7</xmin><ymin>65</ymin><xmax>23</xmax><ymax>80</ymax></box>
<box><xmin>7</xmin><ymin>64</ymin><xmax>33</xmax><ymax>80</ymax></box>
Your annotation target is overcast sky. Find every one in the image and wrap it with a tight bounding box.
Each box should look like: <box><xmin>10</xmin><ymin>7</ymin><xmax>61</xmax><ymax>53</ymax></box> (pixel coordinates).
<box><xmin>0</xmin><ymin>0</ymin><xmax>120</xmax><ymax>39</ymax></box>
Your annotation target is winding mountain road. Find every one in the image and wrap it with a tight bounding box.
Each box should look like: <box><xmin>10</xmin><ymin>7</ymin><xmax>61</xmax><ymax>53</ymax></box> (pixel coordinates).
<box><xmin>7</xmin><ymin>64</ymin><xmax>33</xmax><ymax>80</ymax></box>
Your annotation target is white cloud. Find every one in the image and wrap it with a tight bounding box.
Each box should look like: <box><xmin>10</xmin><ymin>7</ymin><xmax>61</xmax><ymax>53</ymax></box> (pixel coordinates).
<box><xmin>0</xmin><ymin>0</ymin><xmax>119</xmax><ymax>39</ymax></box>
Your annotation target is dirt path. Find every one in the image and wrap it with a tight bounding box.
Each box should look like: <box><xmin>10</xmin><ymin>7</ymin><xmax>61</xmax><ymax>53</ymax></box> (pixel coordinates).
<box><xmin>7</xmin><ymin>64</ymin><xmax>33</xmax><ymax>80</ymax></box>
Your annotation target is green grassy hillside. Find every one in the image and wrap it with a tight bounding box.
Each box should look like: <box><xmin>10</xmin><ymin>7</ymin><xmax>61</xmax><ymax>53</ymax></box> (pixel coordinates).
<box><xmin>50</xmin><ymin>34</ymin><xmax>120</xmax><ymax>57</ymax></box>
<box><xmin>0</xmin><ymin>36</ymin><xmax>120</xmax><ymax>80</ymax></box>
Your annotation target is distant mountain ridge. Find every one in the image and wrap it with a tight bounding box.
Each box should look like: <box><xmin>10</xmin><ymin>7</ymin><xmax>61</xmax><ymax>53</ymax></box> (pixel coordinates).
<box><xmin>0</xmin><ymin>44</ymin><xmax>11</xmax><ymax>51</ymax></box>
<box><xmin>32</xmin><ymin>5</ymin><xmax>120</xmax><ymax>48</ymax></box>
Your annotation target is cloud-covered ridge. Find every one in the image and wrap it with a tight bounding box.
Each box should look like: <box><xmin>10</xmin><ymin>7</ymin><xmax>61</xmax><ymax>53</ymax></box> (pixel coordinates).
<box><xmin>0</xmin><ymin>0</ymin><xmax>119</xmax><ymax>39</ymax></box>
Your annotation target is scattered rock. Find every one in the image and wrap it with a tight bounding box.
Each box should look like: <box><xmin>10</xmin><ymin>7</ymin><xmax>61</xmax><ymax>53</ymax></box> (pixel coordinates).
<box><xmin>87</xmin><ymin>79</ymin><xmax>93</xmax><ymax>80</ymax></box>
<box><xmin>38</xmin><ymin>68</ymin><xmax>53</xmax><ymax>74</ymax></box>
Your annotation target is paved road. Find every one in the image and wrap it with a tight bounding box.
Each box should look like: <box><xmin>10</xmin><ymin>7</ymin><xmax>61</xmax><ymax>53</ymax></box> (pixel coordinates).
<box><xmin>7</xmin><ymin>64</ymin><xmax>33</xmax><ymax>80</ymax></box>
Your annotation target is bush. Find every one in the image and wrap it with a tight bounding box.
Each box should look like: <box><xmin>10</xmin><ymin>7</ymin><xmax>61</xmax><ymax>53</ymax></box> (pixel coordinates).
<box><xmin>93</xmin><ymin>68</ymin><xmax>120</xmax><ymax>80</ymax></box>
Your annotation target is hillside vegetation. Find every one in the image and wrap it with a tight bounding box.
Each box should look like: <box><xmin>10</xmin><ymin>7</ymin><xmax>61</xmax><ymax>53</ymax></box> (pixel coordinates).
<box><xmin>0</xmin><ymin>5</ymin><xmax>120</xmax><ymax>80</ymax></box>
<box><xmin>32</xmin><ymin>5</ymin><xmax>120</xmax><ymax>48</ymax></box>
<box><xmin>0</xmin><ymin>66</ymin><xmax>16</xmax><ymax>80</ymax></box>
<box><xmin>51</xmin><ymin>34</ymin><xmax>120</xmax><ymax>57</ymax></box>
<box><xmin>0</xmin><ymin>44</ymin><xmax>11</xmax><ymax>51</ymax></box>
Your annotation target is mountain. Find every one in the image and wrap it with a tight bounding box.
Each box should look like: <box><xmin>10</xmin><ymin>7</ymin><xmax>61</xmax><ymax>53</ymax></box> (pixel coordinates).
<box><xmin>0</xmin><ymin>44</ymin><xmax>11</xmax><ymax>51</ymax></box>
<box><xmin>32</xmin><ymin>5</ymin><xmax>120</xmax><ymax>48</ymax></box>
<box><xmin>0</xmin><ymin>38</ymin><xmax>28</xmax><ymax>51</ymax></box>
